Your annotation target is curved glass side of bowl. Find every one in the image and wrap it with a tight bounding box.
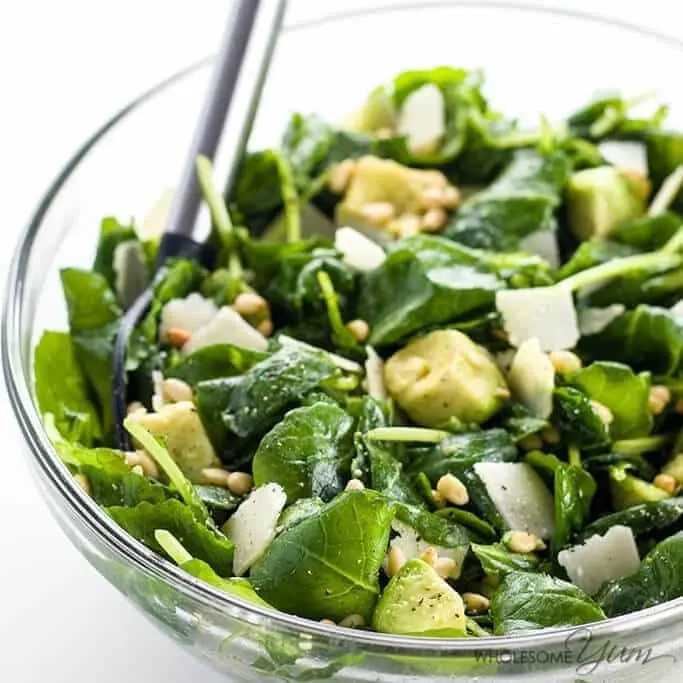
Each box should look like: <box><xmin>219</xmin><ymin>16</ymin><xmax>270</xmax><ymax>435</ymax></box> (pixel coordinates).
<box><xmin>7</xmin><ymin>4</ymin><xmax>683</xmax><ymax>681</ymax></box>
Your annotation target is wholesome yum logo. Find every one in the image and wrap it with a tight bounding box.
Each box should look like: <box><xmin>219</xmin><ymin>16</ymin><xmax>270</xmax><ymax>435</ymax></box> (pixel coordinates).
<box><xmin>474</xmin><ymin>627</ymin><xmax>677</xmax><ymax>676</ymax></box>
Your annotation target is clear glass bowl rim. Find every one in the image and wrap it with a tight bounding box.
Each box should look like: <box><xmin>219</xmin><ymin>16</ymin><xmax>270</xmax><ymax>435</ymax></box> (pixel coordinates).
<box><xmin>5</xmin><ymin>0</ymin><xmax>683</xmax><ymax>657</ymax></box>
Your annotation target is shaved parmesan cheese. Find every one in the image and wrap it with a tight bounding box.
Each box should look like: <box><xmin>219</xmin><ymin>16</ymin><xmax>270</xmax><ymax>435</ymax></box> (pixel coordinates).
<box><xmin>113</xmin><ymin>240</ymin><xmax>150</xmax><ymax>309</ymax></box>
<box><xmin>365</xmin><ymin>346</ymin><xmax>388</xmax><ymax>401</ymax></box>
<box><xmin>159</xmin><ymin>293</ymin><xmax>218</xmax><ymax>340</ymax></box>
<box><xmin>578</xmin><ymin>304</ymin><xmax>625</xmax><ymax>336</ymax></box>
<box><xmin>224</xmin><ymin>483</ymin><xmax>287</xmax><ymax>576</ymax></box>
<box><xmin>137</xmin><ymin>188</ymin><xmax>174</xmax><ymax>241</ymax></box>
<box><xmin>648</xmin><ymin>164</ymin><xmax>683</xmax><ymax>217</ymax></box>
<box><xmin>183</xmin><ymin>306</ymin><xmax>268</xmax><ymax>354</ymax></box>
<box><xmin>397</xmin><ymin>84</ymin><xmax>446</xmax><ymax>155</ymax></box>
<box><xmin>474</xmin><ymin>462</ymin><xmax>556</xmax><ymax>539</ymax></box>
<box><xmin>598</xmin><ymin>141</ymin><xmax>648</xmax><ymax>176</ymax></box>
<box><xmin>386</xmin><ymin>520</ymin><xmax>467</xmax><ymax>579</ymax></box>
<box><xmin>558</xmin><ymin>525</ymin><xmax>640</xmax><ymax>595</ymax></box>
<box><xmin>671</xmin><ymin>300</ymin><xmax>683</xmax><ymax>317</ymax></box>
<box><xmin>508</xmin><ymin>338</ymin><xmax>555</xmax><ymax>418</ymax></box>
<box><xmin>335</xmin><ymin>226</ymin><xmax>386</xmax><ymax>272</ymax></box>
<box><xmin>518</xmin><ymin>230</ymin><xmax>560</xmax><ymax>269</ymax></box>
<box><xmin>496</xmin><ymin>285</ymin><xmax>580</xmax><ymax>351</ymax></box>
<box><xmin>151</xmin><ymin>370</ymin><xmax>165</xmax><ymax>413</ymax></box>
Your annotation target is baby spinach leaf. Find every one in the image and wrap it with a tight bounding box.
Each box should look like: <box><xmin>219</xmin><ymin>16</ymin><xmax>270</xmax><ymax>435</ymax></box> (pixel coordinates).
<box><xmin>558</xmin><ymin>241</ymin><xmax>637</xmax><ymax>280</ymax></box>
<box><xmin>60</xmin><ymin>268</ymin><xmax>122</xmax><ymax>332</ymax></box>
<box><xmin>580</xmin><ymin>305</ymin><xmax>683</xmax><ymax>376</ymax></box>
<box><xmin>252</xmin><ymin>402</ymin><xmax>355</xmax><ymax>503</ymax></box>
<box><xmin>646</xmin><ymin>130</ymin><xmax>683</xmax><ymax>213</ymax></box>
<box><xmin>553</xmin><ymin>465</ymin><xmax>597</xmax><ymax>552</ymax></box>
<box><xmin>582</xmin><ymin>452</ymin><xmax>655</xmax><ymax>481</ymax></box>
<box><xmin>406</xmin><ymin>429</ymin><xmax>518</xmax><ymax>481</ymax></box>
<box><xmin>34</xmin><ymin>331</ymin><xmax>102</xmax><ymax>446</ymax></box>
<box><xmin>552</xmin><ymin>387</ymin><xmax>610</xmax><ymax>450</ymax></box>
<box><xmin>443</xmin><ymin>149</ymin><xmax>570</xmax><ymax>251</ymax></box>
<box><xmin>498</xmin><ymin>403</ymin><xmax>547</xmax><ymax>442</ymax></box>
<box><xmin>107</xmin><ymin>499</ymin><xmax>234</xmax><ymax>576</ymax></box>
<box><xmin>166</xmin><ymin>344</ymin><xmax>269</xmax><ymax>386</ymax></box>
<box><xmin>567</xmin><ymin>362</ymin><xmax>653</xmax><ymax>440</ymax></box>
<box><xmin>216</xmin><ymin>345</ymin><xmax>339</xmax><ymax>439</ymax></box>
<box><xmin>250</xmin><ymin>490</ymin><xmax>395</xmax><ymax>621</ymax></box>
<box><xmin>578</xmin><ymin>498</ymin><xmax>683</xmax><ymax>542</ymax></box>
<box><xmin>278</xmin><ymin>497</ymin><xmax>326</xmax><ymax>533</ymax></box>
<box><xmin>396</xmin><ymin>504</ymin><xmax>469</xmax><ymax>549</ymax></box>
<box><xmin>613</xmin><ymin>212</ymin><xmax>682</xmax><ymax>251</ymax></box>
<box><xmin>491</xmin><ymin>571</ymin><xmax>606</xmax><ymax>634</ymax></box>
<box><xmin>471</xmin><ymin>542</ymin><xmax>541</xmax><ymax>577</ymax></box>
<box><xmin>193</xmin><ymin>485</ymin><xmax>243</xmax><ymax>513</ymax></box>
<box><xmin>437</xmin><ymin>508</ymin><xmax>498</xmax><ymax>543</ymax></box>
<box><xmin>598</xmin><ymin>532</ymin><xmax>683</xmax><ymax>617</ymax></box>
<box><xmin>357</xmin><ymin>235</ymin><xmax>503</xmax><ymax>346</ymax></box>
<box><xmin>92</xmin><ymin>216</ymin><xmax>138</xmax><ymax>288</ymax></box>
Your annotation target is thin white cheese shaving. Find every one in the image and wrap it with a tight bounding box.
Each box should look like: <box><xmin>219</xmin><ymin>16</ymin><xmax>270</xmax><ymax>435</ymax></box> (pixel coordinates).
<box><xmin>335</xmin><ymin>226</ymin><xmax>386</xmax><ymax>273</ymax></box>
<box><xmin>386</xmin><ymin>520</ymin><xmax>467</xmax><ymax>579</ymax></box>
<box><xmin>136</xmin><ymin>188</ymin><xmax>174</xmax><ymax>241</ymax></box>
<box><xmin>365</xmin><ymin>346</ymin><xmax>388</xmax><ymax>401</ymax></box>
<box><xmin>598</xmin><ymin>141</ymin><xmax>648</xmax><ymax>176</ymax></box>
<box><xmin>518</xmin><ymin>230</ymin><xmax>560</xmax><ymax>269</ymax></box>
<box><xmin>578</xmin><ymin>304</ymin><xmax>626</xmax><ymax>336</ymax></box>
<box><xmin>397</xmin><ymin>83</ymin><xmax>446</xmax><ymax>155</ymax></box>
<box><xmin>151</xmin><ymin>370</ymin><xmax>165</xmax><ymax>413</ymax></box>
<box><xmin>183</xmin><ymin>306</ymin><xmax>268</xmax><ymax>355</ymax></box>
<box><xmin>557</xmin><ymin>525</ymin><xmax>640</xmax><ymax>596</ymax></box>
<box><xmin>507</xmin><ymin>338</ymin><xmax>555</xmax><ymax>419</ymax></box>
<box><xmin>113</xmin><ymin>240</ymin><xmax>149</xmax><ymax>309</ymax></box>
<box><xmin>671</xmin><ymin>300</ymin><xmax>683</xmax><ymax>317</ymax></box>
<box><xmin>223</xmin><ymin>483</ymin><xmax>287</xmax><ymax>576</ymax></box>
<box><xmin>496</xmin><ymin>285</ymin><xmax>580</xmax><ymax>351</ymax></box>
<box><xmin>648</xmin><ymin>164</ymin><xmax>683</xmax><ymax>217</ymax></box>
<box><xmin>159</xmin><ymin>293</ymin><xmax>218</xmax><ymax>340</ymax></box>
<box><xmin>474</xmin><ymin>462</ymin><xmax>556</xmax><ymax>539</ymax></box>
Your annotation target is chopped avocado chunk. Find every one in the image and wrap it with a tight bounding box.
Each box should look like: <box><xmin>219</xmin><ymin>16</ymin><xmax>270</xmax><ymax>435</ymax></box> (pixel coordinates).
<box><xmin>567</xmin><ymin>166</ymin><xmax>646</xmax><ymax>241</ymax></box>
<box><xmin>372</xmin><ymin>559</ymin><xmax>467</xmax><ymax>636</ymax></box>
<box><xmin>609</xmin><ymin>465</ymin><xmax>670</xmax><ymax>510</ymax></box>
<box><xmin>384</xmin><ymin>329</ymin><xmax>508</xmax><ymax>428</ymax></box>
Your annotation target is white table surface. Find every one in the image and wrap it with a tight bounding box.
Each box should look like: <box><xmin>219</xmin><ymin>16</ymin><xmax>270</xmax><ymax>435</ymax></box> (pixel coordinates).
<box><xmin>0</xmin><ymin>1</ymin><xmax>681</xmax><ymax>680</ymax></box>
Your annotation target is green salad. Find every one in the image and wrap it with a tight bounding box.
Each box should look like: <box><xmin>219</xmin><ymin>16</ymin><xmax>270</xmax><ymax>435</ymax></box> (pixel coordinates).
<box><xmin>35</xmin><ymin>66</ymin><xmax>683</xmax><ymax>637</ymax></box>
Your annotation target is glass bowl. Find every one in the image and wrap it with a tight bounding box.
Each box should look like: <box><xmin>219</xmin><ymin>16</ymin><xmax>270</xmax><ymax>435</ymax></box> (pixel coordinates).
<box><xmin>5</xmin><ymin>3</ymin><xmax>683</xmax><ymax>681</ymax></box>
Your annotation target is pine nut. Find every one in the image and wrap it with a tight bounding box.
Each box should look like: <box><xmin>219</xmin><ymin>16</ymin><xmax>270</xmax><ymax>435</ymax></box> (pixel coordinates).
<box><xmin>424</xmin><ymin>170</ymin><xmax>449</xmax><ymax>188</ymax></box>
<box><xmin>162</xmin><ymin>377</ymin><xmax>193</xmax><ymax>403</ymax></box>
<box><xmin>675</xmin><ymin>399</ymin><xmax>683</xmax><ymax>415</ymax></box>
<box><xmin>359</xmin><ymin>201</ymin><xmax>396</xmax><ymax>226</ymax></box>
<box><xmin>345</xmin><ymin>478</ymin><xmax>365</xmax><ymax>491</ymax></box>
<box><xmin>549</xmin><ymin>350</ymin><xmax>582</xmax><ymax>375</ymax></box>
<box><xmin>420</xmin><ymin>546</ymin><xmax>439</xmax><ymax>567</ymax></box>
<box><xmin>391</xmin><ymin>213</ymin><xmax>421</xmax><ymax>239</ymax></box>
<box><xmin>442</xmin><ymin>185</ymin><xmax>461</xmax><ymax>210</ymax></box>
<box><xmin>518</xmin><ymin>434</ymin><xmax>543</xmax><ymax>451</ymax></box>
<box><xmin>125</xmin><ymin>450</ymin><xmax>160</xmax><ymax>479</ymax></box>
<box><xmin>654</xmin><ymin>473</ymin><xmax>679</xmax><ymax>495</ymax></box>
<box><xmin>649</xmin><ymin>385</ymin><xmax>671</xmax><ymax>416</ymax></box>
<box><xmin>232</xmin><ymin>292</ymin><xmax>268</xmax><ymax>317</ymax></box>
<box><xmin>436</xmin><ymin>474</ymin><xmax>469</xmax><ymax>506</ymax></box>
<box><xmin>421</xmin><ymin>186</ymin><xmax>446</xmax><ymax>210</ymax></box>
<box><xmin>421</xmin><ymin>207</ymin><xmax>448</xmax><ymax>233</ymax></box>
<box><xmin>495</xmin><ymin>387</ymin><xmax>511</xmax><ymax>400</ymax></box>
<box><xmin>131</xmin><ymin>465</ymin><xmax>144</xmax><ymax>476</ymax></box>
<box><xmin>126</xmin><ymin>401</ymin><xmax>147</xmax><ymax>416</ymax></box>
<box><xmin>386</xmin><ymin>546</ymin><xmax>406</xmax><ymax>578</ymax></box>
<box><xmin>74</xmin><ymin>473</ymin><xmax>91</xmax><ymax>496</ymax></box>
<box><xmin>320</xmin><ymin>619</ymin><xmax>336</xmax><ymax>626</ymax></box>
<box><xmin>328</xmin><ymin>159</ymin><xmax>356</xmax><ymax>194</ymax></box>
<box><xmin>166</xmin><ymin>327</ymin><xmax>191</xmax><ymax>348</ymax></box>
<box><xmin>505</xmin><ymin>530</ymin><xmax>546</xmax><ymax>554</ymax></box>
<box><xmin>201</xmin><ymin>467</ymin><xmax>231</xmax><ymax>488</ymax></box>
<box><xmin>590</xmin><ymin>400</ymin><xmax>614</xmax><ymax>426</ymax></box>
<box><xmin>257</xmin><ymin>319</ymin><xmax>274</xmax><ymax>337</ymax></box>
<box><xmin>339</xmin><ymin>614</ymin><xmax>366</xmax><ymax>629</ymax></box>
<box><xmin>227</xmin><ymin>471</ymin><xmax>253</xmax><ymax>496</ymax></box>
<box><xmin>431</xmin><ymin>489</ymin><xmax>446</xmax><ymax>510</ymax></box>
<box><xmin>345</xmin><ymin>319</ymin><xmax>370</xmax><ymax>343</ymax></box>
<box><xmin>462</xmin><ymin>592</ymin><xmax>490</xmax><ymax>614</ymax></box>
<box><xmin>375</xmin><ymin>127</ymin><xmax>394</xmax><ymax>140</ymax></box>
<box><xmin>434</xmin><ymin>557</ymin><xmax>457</xmax><ymax>579</ymax></box>
<box><xmin>541</xmin><ymin>425</ymin><xmax>561</xmax><ymax>445</ymax></box>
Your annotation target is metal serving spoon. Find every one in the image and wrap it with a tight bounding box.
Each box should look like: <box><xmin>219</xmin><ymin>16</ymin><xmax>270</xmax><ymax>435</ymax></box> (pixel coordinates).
<box><xmin>112</xmin><ymin>0</ymin><xmax>287</xmax><ymax>450</ymax></box>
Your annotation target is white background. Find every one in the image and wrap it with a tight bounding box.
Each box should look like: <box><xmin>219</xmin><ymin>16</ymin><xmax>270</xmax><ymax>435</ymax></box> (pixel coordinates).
<box><xmin>0</xmin><ymin>1</ymin><xmax>681</xmax><ymax>680</ymax></box>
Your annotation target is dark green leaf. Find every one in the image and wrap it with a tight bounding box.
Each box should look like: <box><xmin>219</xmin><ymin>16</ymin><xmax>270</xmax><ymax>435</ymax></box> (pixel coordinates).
<box><xmin>107</xmin><ymin>499</ymin><xmax>234</xmax><ymax>576</ymax></box>
<box><xmin>553</xmin><ymin>465</ymin><xmax>597</xmax><ymax>551</ymax></box>
<box><xmin>60</xmin><ymin>268</ymin><xmax>121</xmax><ymax>332</ymax></box>
<box><xmin>558</xmin><ymin>241</ymin><xmax>636</xmax><ymax>280</ymax></box>
<box><xmin>471</xmin><ymin>542</ymin><xmax>540</xmax><ymax>577</ymax></box>
<box><xmin>34</xmin><ymin>331</ymin><xmax>102</xmax><ymax>445</ymax></box>
<box><xmin>646</xmin><ymin>130</ymin><xmax>683</xmax><ymax>212</ymax></box>
<box><xmin>193</xmin><ymin>485</ymin><xmax>243</xmax><ymax>513</ymax></box>
<box><xmin>252</xmin><ymin>402</ymin><xmax>355</xmax><ymax>503</ymax></box>
<box><xmin>250</xmin><ymin>490</ymin><xmax>394</xmax><ymax>621</ymax></box>
<box><xmin>598</xmin><ymin>532</ymin><xmax>683</xmax><ymax>617</ymax></box>
<box><xmin>552</xmin><ymin>387</ymin><xmax>610</xmax><ymax>450</ymax></box>
<box><xmin>491</xmin><ymin>571</ymin><xmax>605</xmax><ymax>634</ymax></box>
<box><xmin>613</xmin><ymin>212</ymin><xmax>682</xmax><ymax>251</ymax></box>
<box><xmin>396</xmin><ymin>504</ymin><xmax>469</xmax><ymax>549</ymax></box>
